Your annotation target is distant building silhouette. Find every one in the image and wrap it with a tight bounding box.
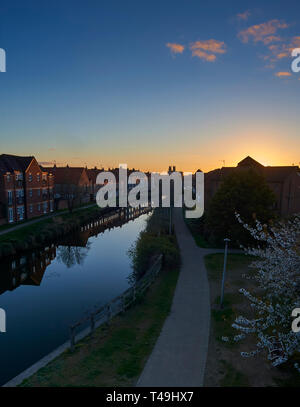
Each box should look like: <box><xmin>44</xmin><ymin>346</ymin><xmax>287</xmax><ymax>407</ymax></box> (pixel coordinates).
<box><xmin>205</xmin><ymin>156</ymin><xmax>300</xmax><ymax>217</ymax></box>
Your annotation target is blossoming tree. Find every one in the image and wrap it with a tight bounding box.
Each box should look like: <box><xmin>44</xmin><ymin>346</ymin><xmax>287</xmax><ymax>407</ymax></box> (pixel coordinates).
<box><xmin>224</xmin><ymin>214</ymin><xmax>300</xmax><ymax>369</ymax></box>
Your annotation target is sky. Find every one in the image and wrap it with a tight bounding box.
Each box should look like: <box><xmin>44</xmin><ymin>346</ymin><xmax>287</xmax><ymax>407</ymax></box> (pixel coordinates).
<box><xmin>0</xmin><ymin>0</ymin><xmax>300</xmax><ymax>172</ymax></box>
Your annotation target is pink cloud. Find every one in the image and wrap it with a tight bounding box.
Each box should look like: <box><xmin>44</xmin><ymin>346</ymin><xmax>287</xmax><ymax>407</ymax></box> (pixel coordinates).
<box><xmin>275</xmin><ymin>71</ymin><xmax>292</xmax><ymax>77</ymax></box>
<box><xmin>166</xmin><ymin>42</ymin><xmax>185</xmax><ymax>55</ymax></box>
<box><xmin>190</xmin><ymin>39</ymin><xmax>226</xmax><ymax>62</ymax></box>
<box><xmin>238</xmin><ymin>20</ymin><xmax>289</xmax><ymax>44</ymax></box>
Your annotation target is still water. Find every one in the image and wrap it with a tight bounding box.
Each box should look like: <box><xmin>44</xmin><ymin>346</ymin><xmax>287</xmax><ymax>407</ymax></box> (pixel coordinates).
<box><xmin>0</xmin><ymin>209</ymin><xmax>151</xmax><ymax>385</ymax></box>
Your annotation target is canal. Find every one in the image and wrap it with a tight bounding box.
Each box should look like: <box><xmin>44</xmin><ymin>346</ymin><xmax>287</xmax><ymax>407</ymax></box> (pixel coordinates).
<box><xmin>0</xmin><ymin>208</ymin><xmax>151</xmax><ymax>385</ymax></box>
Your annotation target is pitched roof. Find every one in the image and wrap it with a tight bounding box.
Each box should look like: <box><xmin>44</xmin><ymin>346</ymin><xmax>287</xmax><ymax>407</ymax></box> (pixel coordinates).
<box><xmin>43</xmin><ymin>166</ymin><xmax>87</xmax><ymax>185</ymax></box>
<box><xmin>0</xmin><ymin>154</ymin><xmax>34</xmax><ymax>173</ymax></box>
<box><xmin>237</xmin><ymin>156</ymin><xmax>264</xmax><ymax>168</ymax></box>
<box><xmin>87</xmin><ymin>168</ymin><xmax>102</xmax><ymax>183</ymax></box>
<box><xmin>205</xmin><ymin>156</ymin><xmax>300</xmax><ymax>183</ymax></box>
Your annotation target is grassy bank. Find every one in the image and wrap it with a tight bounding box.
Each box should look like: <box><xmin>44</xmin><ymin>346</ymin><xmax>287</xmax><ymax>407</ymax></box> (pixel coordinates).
<box><xmin>19</xmin><ymin>208</ymin><xmax>180</xmax><ymax>387</ymax></box>
<box><xmin>0</xmin><ymin>204</ymin><xmax>101</xmax><ymax>258</ymax></box>
<box><xmin>204</xmin><ymin>253</ymin><xmax>286</xmax><ymax>387</ymax></box>
<box><xmin>129</xmin><ymin>208</ymin><xmax>180</xmax><ymax>281</ymax></box>
<box><xmin>20</xmin><ymin>265</ymin><xmax>179</xmax><ymax>387</ymax></box>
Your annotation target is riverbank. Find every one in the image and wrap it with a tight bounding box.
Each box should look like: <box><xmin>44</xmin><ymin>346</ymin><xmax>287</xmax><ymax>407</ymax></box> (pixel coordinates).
<box><xmin>15</xmin><ymin>209</ymin><xmax>180</xmax><ymax>387</ymax></box>
<box><xmin>0</xmin><ymin>204</ymin><xmax>111</xmax><ymax>258</ymax></box>
<box><xmin>18</xmin><ymin>266</ymin><xmax>179</xmax><ymax>387</ymax></box>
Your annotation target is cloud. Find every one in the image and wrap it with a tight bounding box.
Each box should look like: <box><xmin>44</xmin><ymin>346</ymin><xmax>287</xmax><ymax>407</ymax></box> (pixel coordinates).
<box><xmin>238</xmin><ymin>19</ymin><xmax>288</xmax><ymax>44</ymax></box>
<box><xmin>237</xmin><ymin>10</ymin><xmax>251</xmax><ymax>21</ymax></box>
<box><xmin>237</xmin><ymin>19</ymin><xmax>300</xmax><ymax>75</ymax></box>
<box><xmin>190</xmin><ymin>39</ymin><xmax>226</xmax><ymax>62</ymax></box>
<box><xmin>265</xmin><ymin>36</ymin><xmax>300</xmax><ymax>63</ymax></box>
<box><xmin>166</xmin><ymin>43</ymin><xmax>185</xmax><ymax>55</ymax></box>
<box><xmin>275</xmin><ymin>71</ymin><xmax>292</xmax><ymax>77</ymax></box>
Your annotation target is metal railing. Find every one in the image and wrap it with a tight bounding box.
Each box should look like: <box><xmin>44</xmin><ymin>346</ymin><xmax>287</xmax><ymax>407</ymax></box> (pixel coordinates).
<box><xmin>69</xmin><ymin>254</ymin><xmax>163</xmax><ymax>352</ymax></box>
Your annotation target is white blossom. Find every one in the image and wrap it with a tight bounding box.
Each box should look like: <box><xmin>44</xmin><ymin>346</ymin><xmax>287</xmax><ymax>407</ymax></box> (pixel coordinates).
<box><xmin>231</xmin><ymin>213</ymin><xmax>300</xmax><ymax>368</ymax></box>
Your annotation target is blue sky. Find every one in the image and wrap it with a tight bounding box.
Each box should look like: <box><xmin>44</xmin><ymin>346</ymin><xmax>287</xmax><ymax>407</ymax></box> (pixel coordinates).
<box><xmin>0</xmin><ymin>0</ymin><xmax>300</xmax><ymax>171</ymax></box>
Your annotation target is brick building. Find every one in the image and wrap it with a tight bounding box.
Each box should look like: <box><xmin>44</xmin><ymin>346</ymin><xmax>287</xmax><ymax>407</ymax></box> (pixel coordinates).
<box><xmin>87</xmin><ymin>167</ymin><xmax>104</xmax><ymax>200</ymax></box>
<box><xmin>0</xmin><ymin>154</ymin><xmax>54</xmax><ymax>224</ymax></box>
<box><xmin>205</xmin><ymin>156</ymin><xmax>300</xmax><ymax>217</ymax></box>
<box><xmin>43</xmin><ymin>165</ymin><xmax>91</xmax><ymax>209</ymax></box>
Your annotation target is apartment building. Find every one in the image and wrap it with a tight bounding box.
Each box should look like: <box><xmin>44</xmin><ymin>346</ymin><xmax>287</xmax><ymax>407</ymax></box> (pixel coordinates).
<box><xmin>43</xmin><ymin>165</ymin><xmax>91</xmax><ymax>209</ymax></box>
<box><xmin>0</xmin><ymin>154</ymin><xmax>54</xmax><ymax>224</ymax></box>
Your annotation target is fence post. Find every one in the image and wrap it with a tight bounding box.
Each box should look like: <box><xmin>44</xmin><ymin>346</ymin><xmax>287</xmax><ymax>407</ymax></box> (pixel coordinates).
<box><xmin>90</xmin><ymin>312</ymin><xmax>95</xmax><ymax>333</ymax></box>
<box><xmin>69</xmin><ymin>326</ymin><xmax>75</xmax><ymax>352</ymax></box>
<box><xmin>121</xmin><ymin>296</ymin><xmax>125</xmax><ymax>313</ymax></box>
<box><xmin>106</xmin><ymin>303</ymin><xmax>112</xmax><ymax>325</ymax></box>
<box><xmin>133</xmin><ymin>284</ymin><xmax>136</xmax><ymax>302</ymax></box>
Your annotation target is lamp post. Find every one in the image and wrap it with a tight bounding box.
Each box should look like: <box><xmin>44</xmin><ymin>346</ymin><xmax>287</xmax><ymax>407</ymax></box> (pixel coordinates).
<box><xmin>220</xmin><ymin>238</ymin><xmax>230</xmax><ymax>309</ymax></box>
<box><xmin>169</xmin><ymin>206</ymin><xmax>172</xmax><ymax>235</ymax></box>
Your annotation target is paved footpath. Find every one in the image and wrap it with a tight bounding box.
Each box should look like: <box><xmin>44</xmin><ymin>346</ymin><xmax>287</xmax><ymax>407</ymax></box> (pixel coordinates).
<box><xmin>137</xmin><ymin>208</ymin><xmax>219</xmax><ymax>387</ymax></box>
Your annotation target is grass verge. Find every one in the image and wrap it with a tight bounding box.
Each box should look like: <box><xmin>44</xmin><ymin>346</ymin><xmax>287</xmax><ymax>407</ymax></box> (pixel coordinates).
<box><xmin>0</xmin><ymin>204</ymin><xmax>100</xmax><ymax>257</ymax></box>
<box><xmin>20</xmin><ymin>266</ymin><xmax>179</xmax><ymax>387</ymax></box>
<box><xmin>204</xmin><ymin>252</ymin><xmax>283</xmax><ymax>387</ymax></box>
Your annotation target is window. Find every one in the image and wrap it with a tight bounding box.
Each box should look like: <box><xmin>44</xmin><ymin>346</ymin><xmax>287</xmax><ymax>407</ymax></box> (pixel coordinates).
<box><xmin>6</xmin><ymin>174</ymin><xmax>11</xmax><ymax>182</ymax></box>
<box><xmin>28</xmin><ymin>173</ymin><xmax>32</xmax><ymax>182</ymax></box>
<box><xmin>8</xmin><ymin>207</ymin><xmax>13</xmax><ymax>223</ymax></box>
<box><xmin>37</xmin><ymin>173</ymin><xmax>40</xmax><ymax>182</ymax></box>
<box><xmin>37</xmin><ymin>189</ymin><xmax>41</xmax><ymax>197</ymax></box>
<box><xmin>42</xmin><ymin>173</ymin><xmax>47</xmax><ymax>181</ymax></box>
<box><xmin>7</xmin><ymin>190</ymin><xmax>12</xmax><ymax>205</ymax></box>
<box><xmin>38</xmin><ymin>203</ymin><xmax>41</xmax><ymax>212</ymax></box>
<box><xmin>17</xmin><ymin>206</ymin><xmax>24</xmax><ymax>220</ymax></box>
<box><xmin>29</xmin><ymin>189</ymin><xmax>33</xmax><ymax>198</ymax></box>
<box><xmin>29</xmin><ymin>204</ymin><xmax>33</xmax><ymax>213</ymax></box>
<box><xmin>50</xmin><ymin>200</ymin><xmax>54</xmax><ymax>212</ymax></box>
<box><xmin>43</xmin><ymin>202</ymin><xmax>47</xmax><ymax>213</ymax></box>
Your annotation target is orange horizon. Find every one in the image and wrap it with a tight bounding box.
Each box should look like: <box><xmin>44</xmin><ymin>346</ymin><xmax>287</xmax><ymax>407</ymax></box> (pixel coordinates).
<box><xmin>37</xmin><ymin>154</ymin><xmax>300</xmax><ymax>174</ymax></box>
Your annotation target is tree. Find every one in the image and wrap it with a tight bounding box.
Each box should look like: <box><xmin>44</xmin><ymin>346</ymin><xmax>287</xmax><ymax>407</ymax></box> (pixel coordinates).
<box><xmin>204</xmin><ymin>170</ymin><xmax>276</xmax><ymax>246</ymax></box>
<box><xmin>57</xmin><ymin>242</ymin><xmax>91</xmax><ymax>268</ymax></box>
<box><xmin>223</xmin><ymin>214</ymin><xmax>300</xmax><ymax>370</ymax></box>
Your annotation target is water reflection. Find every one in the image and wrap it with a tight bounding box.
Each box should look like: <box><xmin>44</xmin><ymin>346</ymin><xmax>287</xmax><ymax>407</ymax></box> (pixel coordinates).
<box><xmin>0</xmin><ymin>207</ymin><xmax>151</xmax><ymax>297</ymax></box>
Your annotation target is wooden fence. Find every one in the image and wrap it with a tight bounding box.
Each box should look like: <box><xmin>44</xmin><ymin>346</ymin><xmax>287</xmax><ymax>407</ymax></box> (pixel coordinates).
<box><xmin>69</xmin><ymin>254</ymin><xmax>163</xmax><ymax>351</ymax></box>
